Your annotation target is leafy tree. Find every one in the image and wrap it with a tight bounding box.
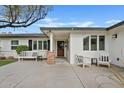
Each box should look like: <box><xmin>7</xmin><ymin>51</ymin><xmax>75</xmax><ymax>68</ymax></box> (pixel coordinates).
<box><xmin>0</xmin><ymin>5</ymin><xmax>51</xmax><ymax>28</ymax></box>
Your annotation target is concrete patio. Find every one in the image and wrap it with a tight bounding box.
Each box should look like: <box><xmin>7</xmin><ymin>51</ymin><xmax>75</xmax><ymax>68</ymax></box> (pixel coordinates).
<box><xmin>0</xmin><ymin>58</ymin><xmax>124</xmax><ymax>88</ymax></box>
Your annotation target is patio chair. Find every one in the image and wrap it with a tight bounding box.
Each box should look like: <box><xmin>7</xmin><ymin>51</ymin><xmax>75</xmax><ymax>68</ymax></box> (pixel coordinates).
<box><xmin>75</xmin><ymin>55</ymin><xmax>91</xmax><ymax>68</ymax></box>
<box><xmin>83</xmin><ymin>56</ymin><xmax>91</xmax><ymax>68</ymax></box>
<box><xmin>75</xmin><ymin>55</ymin><xmax>84</xmax><ymax>65</ymax></box>
<box><xmin>97</xmin><ymin>53</ymin><xmax>111</xmax><ymax>68</ymax></box>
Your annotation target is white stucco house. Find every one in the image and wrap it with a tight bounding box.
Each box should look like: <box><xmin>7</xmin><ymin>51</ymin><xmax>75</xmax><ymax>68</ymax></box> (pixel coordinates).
<box><xmin>0</xmin><ymin>21</ymin><xmax>124</xmax><ymax>67</ymax></box>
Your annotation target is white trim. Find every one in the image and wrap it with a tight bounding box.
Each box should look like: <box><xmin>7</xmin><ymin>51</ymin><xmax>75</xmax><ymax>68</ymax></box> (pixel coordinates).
<box><xmin>11</xmin><ymin>40</ymin><xmax>19</xmax><ymax>50</ymax></box>
<box><xmin>50</xmin><ymin>33</ymin><xmax>53</xmax><ymax>52</ymax></box>
<box><xmin>99</xmin><ymin>35</ymin><xmax>106</xmax><ymax>51</ymax></box>
<box><xmin>89</xmin><ymin>35</ymin><xmax>91</xmax><ymax>51</ymax></box>
<box><xmin>83</xmin><ymin>35</ymin><xmax>106</xmax><ymax>51</ymax></box>
<box><xmin>97</xmin><ymin>35</ymin><xmax>99</xmax><ymax>51</ymax></box>
<box><xmin>32</xmin><ymin>40</ymin><xmax>48</xmax><ymax>51</ymax></box>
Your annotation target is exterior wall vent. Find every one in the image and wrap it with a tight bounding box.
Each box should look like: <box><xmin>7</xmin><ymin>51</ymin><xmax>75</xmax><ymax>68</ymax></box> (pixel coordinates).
<box><xmin>112</xmin><ymin>34</ymin><xmax>117</xmax><ymax>39</ymax></box>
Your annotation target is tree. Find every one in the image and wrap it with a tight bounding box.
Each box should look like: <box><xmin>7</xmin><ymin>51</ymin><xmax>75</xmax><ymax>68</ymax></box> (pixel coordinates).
<box><xmin>0</xmin><ymin>5</ymin><xmax>51</xmax><ymax>28</ymax></box>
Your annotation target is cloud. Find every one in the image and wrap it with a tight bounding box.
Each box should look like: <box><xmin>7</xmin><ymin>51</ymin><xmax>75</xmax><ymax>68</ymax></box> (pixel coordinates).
<box><xmin>36</xmin><ymin>17</ymin><xmax>66</xmax><ymax>27</ymax></box>
<box><xmin>75</xmin><ymin>21</ymin><xmax>94</xmax><ymax>27</ymax></box>
<box><xmin>42</xmin><ymin>18</ymin><xmax>59</xmax><ymax>23</ymax></box>
<box><xmin>35</xmin><ymin>17</ymin><xmax>97</xmax><ymax>27</ymax></box>
<box><xmin>105</xmin><ymin>19</ymin><xmax>121</xmax><ymax>25</ymax></box>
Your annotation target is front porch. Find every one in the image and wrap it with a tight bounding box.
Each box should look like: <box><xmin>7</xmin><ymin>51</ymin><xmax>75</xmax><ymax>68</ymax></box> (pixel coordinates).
<box><xmin>46</xmin><ymin>30</ymin><xmax>70</xmax><ymax>63</ymax></box>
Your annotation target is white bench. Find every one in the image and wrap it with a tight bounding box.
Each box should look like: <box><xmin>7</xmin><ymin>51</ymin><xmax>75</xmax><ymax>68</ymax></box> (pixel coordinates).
<box><xmin>97</xmin><ymin>52</ymin><xmax>111</xmax><ymax>68</ymax></box>
<box><xmin>18</xmin><ymin>51</ymin><xmax>38</xmax><ymax>62</ymax></box>
<box><xmin>75</xmin><ymin>55</ymin><xmax>91</xmax><ymax>68</ymax></box>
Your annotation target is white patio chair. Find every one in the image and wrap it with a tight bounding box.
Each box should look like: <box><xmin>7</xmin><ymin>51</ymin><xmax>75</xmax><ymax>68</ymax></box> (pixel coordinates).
<box><xmin>75</xmin><ymin>55</ymin><xmax>91</xmax><ymax>68</ymax></box>
<box><xmin>75</xmin><ymin>55</ymin><xmax>84</xmax><ymax>65</ymax></box>
<box><xmin>97</xmin><ymin>52</ymin><xmax>111</xmax><ymax>68</ymax></box>
<box><xmin>83</xmin><ymin>56</ymin><xmax>91</xmax><ymax>68</ymax></box>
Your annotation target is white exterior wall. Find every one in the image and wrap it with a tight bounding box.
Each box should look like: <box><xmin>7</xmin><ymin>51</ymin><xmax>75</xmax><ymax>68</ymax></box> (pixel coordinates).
<box><xmin>108</xmin><ymin>25</ymin><xmax>124</xmax><ymax>67</ymax></box>
<box><xmin>0</xmin><ymin>39</ymin><xmax>18</xmax><ymax>57</ymax></box>
<box><xmin>0</xmin><ymin>38</ymin><xmax>27</xmax><ymax>57</ymax></box>
<box><xmin>66</xmin><ymin>35</ymin><xmax>70</xmax><ymax>62</ymax></box>
<box><xmin>53</xmin><ymin>38</ymin><xmax>57</xmax><ymax>57</ymax></box>
<box><xmin>70</xmin><ymin>31</ymin><xmax>109</xmax><ymax>64</ymax></box>
<box><xmin>0</xmin><ymin>38</ymin><xmax>48</xmax><ymax>58</ymax></box>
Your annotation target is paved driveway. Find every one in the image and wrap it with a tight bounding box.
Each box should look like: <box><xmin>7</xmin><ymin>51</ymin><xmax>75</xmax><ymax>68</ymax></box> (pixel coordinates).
<box><xmin>0</xmin><ymin>59</ymin><xmax>124</xmax><ymax>88</ymax></box>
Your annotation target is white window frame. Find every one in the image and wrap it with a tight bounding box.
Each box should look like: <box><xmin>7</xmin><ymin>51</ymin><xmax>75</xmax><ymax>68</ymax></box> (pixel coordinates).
<box><xmin>91</xmin><ymin>35</ymin><xmax>97</xmax><ymax>51</ymax></box>
<box><xmin>11</xmin><ymin>40</ymin><xmax>19</xmax><ymax>50</ymax></box>
<box><xmin>43</xmin><ymin>40</ymin><xmax>48</xmax><ymax>50</ymax></box>
<box><xmin>32</xmin><ymin>40</ymin><xmax>48</xmax><ymax>50</ymax></box>
<box><xmin>99</xmin><ymin>35</ymin><xmax>105</xmax><ymax>51</ymax></box>
<box><xmin>83</xmin><ymin>36</ymin><xmax>90</xmax><ymax>51</ymax></box>
<box><xmin>83</xmin><ymin>35</ymin><xmax>105</xmax><ymax>51</ymax></box>
<box><xmin>38</xmin><ymin>40</ymin><xmax>42</xmax><ymax>50</ymax></box>
<box><xmin>32</xmin><ymin>40</ymin><xmax>38</xmax><ymax>50</ymax></box>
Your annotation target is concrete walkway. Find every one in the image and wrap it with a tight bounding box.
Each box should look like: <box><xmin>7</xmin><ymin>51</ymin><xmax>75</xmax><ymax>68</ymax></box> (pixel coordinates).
<box><xmin>0</xmin><ymin>59</ymin><xmax>124</xmax><ymax>88</ymax></box>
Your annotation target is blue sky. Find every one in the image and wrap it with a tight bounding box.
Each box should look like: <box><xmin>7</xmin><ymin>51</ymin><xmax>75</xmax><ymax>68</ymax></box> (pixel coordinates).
<box><xmin>0</xmin><ymin>5</ymin><xmax>124</xmax><ymax>34</ymax></box>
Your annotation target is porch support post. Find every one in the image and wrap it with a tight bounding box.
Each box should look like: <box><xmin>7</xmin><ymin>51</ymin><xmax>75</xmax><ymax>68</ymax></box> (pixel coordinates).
<box><xmin>50</xmin><ymin>32</ymin><xmax>53</xmax><ymax>52</ymax></box>
<box><xmin>47</xmin><ymin>32</ymin><xmax>55</xmax><ymax>64</ymax></box>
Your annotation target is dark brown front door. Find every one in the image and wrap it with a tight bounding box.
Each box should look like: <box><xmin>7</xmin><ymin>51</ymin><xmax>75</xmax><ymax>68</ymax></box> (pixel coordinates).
<box><xmin>57</xmin><ymin>41</ymin><xmax>64</xmax><ymax>57</ymax></box>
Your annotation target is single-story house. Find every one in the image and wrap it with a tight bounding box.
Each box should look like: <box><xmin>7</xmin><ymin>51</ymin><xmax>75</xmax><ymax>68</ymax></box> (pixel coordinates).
<box><xmin>0</xmin><ymin>21</ymin><xmax>124</xmax><ymax>67</ymax></box>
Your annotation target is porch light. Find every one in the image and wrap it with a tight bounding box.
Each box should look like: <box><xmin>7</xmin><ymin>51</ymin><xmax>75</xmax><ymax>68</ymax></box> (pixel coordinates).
<box><xmin>112</xmin><ymin>34</ymin><xmax>117</xmax><ymax>39</ymax></box>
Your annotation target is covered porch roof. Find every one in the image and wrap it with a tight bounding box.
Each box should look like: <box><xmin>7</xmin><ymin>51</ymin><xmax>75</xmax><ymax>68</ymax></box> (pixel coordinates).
<box><xmin>41</xmin><ymin>28</ymin><xmax>72</xmax><ymax>40</ymax></box>
<box><xmin>40</xmin><ymin>27</ymin><xmax>106</xmax><ymax>40</ymax></box>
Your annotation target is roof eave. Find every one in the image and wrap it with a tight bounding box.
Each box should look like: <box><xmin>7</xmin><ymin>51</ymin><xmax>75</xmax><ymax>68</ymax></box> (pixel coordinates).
<box><xmin>40</xmin><ymin>27</ymin><xmax>106</xmax><ymax>31</ymax></box>
<box><xmin>106</xmin><ymin>21</ymin><xmax>124</xmax><ymax>31</ymax></box>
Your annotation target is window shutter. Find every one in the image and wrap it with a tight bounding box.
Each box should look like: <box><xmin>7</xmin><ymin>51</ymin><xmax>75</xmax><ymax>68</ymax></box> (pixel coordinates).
<box><xmin>28</xmin><ymin>40</ymin><xmax>32</xmax><ymax>51</ymax></box>
<box><xmin>48</xmin><ymin>40</ymin><xmax>50</xmax><ymax>51</ymax></box>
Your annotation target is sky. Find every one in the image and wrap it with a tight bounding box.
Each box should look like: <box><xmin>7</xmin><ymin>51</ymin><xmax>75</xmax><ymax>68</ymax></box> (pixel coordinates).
<box><xmin>0</xmin><ymin>5</ymin><xmax>124</xmax><ymax>34</ymax></box>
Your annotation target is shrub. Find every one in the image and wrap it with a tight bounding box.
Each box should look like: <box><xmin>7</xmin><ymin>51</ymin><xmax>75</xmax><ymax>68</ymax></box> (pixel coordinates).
<box><xmin>0</xmin><ymin>56</ymin><xmax>6</xmax><ymax>60</ymax></box>
<box><xmin>16</xmin><ymin>45</ymin><xmax>29</xmax><ymax>54</ymax></box>
<box><xmin>7</xmin><ymin>56</ymin><xmax>15</xmax><ymax>60</ymax></box>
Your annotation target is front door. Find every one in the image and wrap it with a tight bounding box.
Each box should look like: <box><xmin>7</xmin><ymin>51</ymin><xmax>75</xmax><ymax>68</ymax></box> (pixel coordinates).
<box><xmin>57</xmin><ymin>41</ymin><xmax>64</xmax><ymax>57</ymax></box>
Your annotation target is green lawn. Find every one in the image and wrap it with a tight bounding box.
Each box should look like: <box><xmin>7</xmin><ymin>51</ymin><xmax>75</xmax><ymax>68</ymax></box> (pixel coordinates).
<box><xmin>0</xmin><ymin>60</ymin><xmax>16</xmax><ymax>66</ymax></box>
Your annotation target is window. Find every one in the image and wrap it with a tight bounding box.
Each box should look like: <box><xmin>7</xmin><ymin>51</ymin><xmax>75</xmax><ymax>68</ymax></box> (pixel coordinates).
<box><xmin>43</xmin><ymin>41</ymin><xmax>48</xmax><ymax>50</ymax></box>
<box><xmin>83</xmin><ymin>36</ymin><xmax>89</xmax><ymax>50</ymax></box>
<box><xmin>11</xmin><ymin>40</ymin><xmax>19</xmax><ymax>50</ymax></box>
<box><xmin>91</xmin><ymin>35</ymin><xmax>97</xmax><ymax>51</ymax></box>
<box><xmin>33</xmin><ymin>41</ymin><xmax>37</xmax><ymax>50</ymax></box>
<box><xmin>99</xmin><ymin>36</ymin><xmax>105</xmax><ymax>50</ymax></box>
<box><xmin>38</xmin><ymin>41</ymin><xmax>42</xmax><ymax>50</ymax></box>
<box><xmin>31</xmin><ymin>40</ymin><xmax>48</xmax><ymax>50</ymax></box>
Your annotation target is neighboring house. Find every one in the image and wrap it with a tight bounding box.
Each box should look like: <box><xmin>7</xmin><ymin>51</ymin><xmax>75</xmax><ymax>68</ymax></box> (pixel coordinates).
<box><xmin>0</xmin><ymin>21</ymin><xmax>124</xmax><ymax>67</ymax></box>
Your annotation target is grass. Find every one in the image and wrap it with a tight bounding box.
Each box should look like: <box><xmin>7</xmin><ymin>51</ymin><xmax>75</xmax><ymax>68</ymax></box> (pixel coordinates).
<box><xmin>0</xmin><ymin>60</ymin><xmax>16</xmax><ymax>67</ymax></box>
